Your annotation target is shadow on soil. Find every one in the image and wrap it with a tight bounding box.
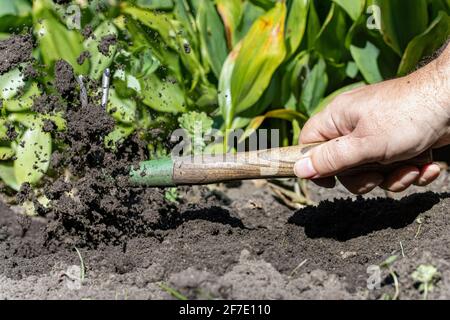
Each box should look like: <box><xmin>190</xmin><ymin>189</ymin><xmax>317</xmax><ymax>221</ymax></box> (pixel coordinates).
<box><xmin>157</xmin><ymin>206</ymin><xmax>246</xmax><ymax>230</ymax></box>
<box><xmin>289</xmin><ymin>192</ymin><xmax>446</xmax><ymax>241</ymax></box>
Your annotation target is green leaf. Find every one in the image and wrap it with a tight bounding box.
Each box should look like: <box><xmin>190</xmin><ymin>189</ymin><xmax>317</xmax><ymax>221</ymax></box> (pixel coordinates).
<box><xmin>215</xmin><ymin>0</ymin><xmax>243</xmax><ymax>48</ymax></box>
<box><xmin>141</xmin><ymin>74</ymin><xmax>187</xmax><ymax>113</ymax></box>
<box><xmin>0</xmin><ymin>0</ymin><xmax>32</xmax><ymax>32</ymax></box>
<box><xmin>315</xmin><ymin>3</ymin><xmax>348</xmax><ymax>62</ymax></box>
<box><xmin>105</xmin><ymin>124</ymin><xmax>135</xmax><ymax>150</ymax></box>
<box><xmin>0</xmin><ymin>66</ymin><xmax>25</xmax><ymax>100</ymax></box>
<box><xmin>314</xmin><ymin>81</ymin><xmax>366</xmax><ymax>114</ymax></box>
<box><xmin>285</xmin><ymin>0</ymin><xmax>310</xmax><ymax>57</ymax></box>
<box><xmin>0</xmin><ymin>161</ymin><xmax>19</xmax><ymax>191</ymax></box>
<box><xmin>222</xmin><ymin>2</ymin><xmax>287</xmax><ymax>129</ymax></box>
<box><xmin>33</xmin><ymin>0</ymin><xmax>88</xmax><ymax>74</ymax></box>
<box><xmin>300</xmin><ymin>58</ymin><xmax>328</xmax><ymax>115</ymax></box>
<box><xmin>84</xmin><ymin>21</ymin><xmax>118</xmax><ymax>80</ymax></box>
<box><xmin>0</xmin><ymin>146</ymin><xmax>15</xmax><ymax>160</ymax></box>
<box><xmin>107</xmin><ymin>89</ymin><xmax>137</xmax><ymax>124</ymax></box>
<box><xmin>373</xmin><ymin>0</ymin><xmax>429</xmax><ymax>56</ymax></box>
<box><xmin>14</xmin><ymin>125</ymin><xmax>52</xmax><ymax>185</ymax></box>
<box><xmin>196</xmin><ymin>0</ymin><xmax>228</xmax><ymax>78</ymax></box>
<box><xmin>8</xmin><ymin>112</ymin><xmax>66</xmax><ymax>131</ymax></box>
<box><xmin>3</xmin><ymin>82</ymin><xmax>40</xmax><ymax>112</ymax></box>
<box><xmin>240</xmin><ymin>109</ymin><xmax>308</xmax><ymax>143</ymax></box>
<box><xmin>331</xmin><ymin>0</ymin><xmax>365</xmax><ymax>21</ymax></box>
<box><xmin>135</xmin><ymin>0</ymin><xmax>174</xmax><ymax>10</ymax></box>
<box><xmin>398</xmin><ymin>11</ymin><xmax>450</xmax><ymax>76</ymax></box>
<box><xmin>350</xmin><ymin>41</ymin><xmax>384</xmax><ymax>84</ymax></box>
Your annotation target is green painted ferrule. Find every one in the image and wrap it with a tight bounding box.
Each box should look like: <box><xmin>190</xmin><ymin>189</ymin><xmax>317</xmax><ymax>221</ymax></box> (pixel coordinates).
<box><xmin>129</xmin><ymin>158</ymin><xmax>175</xmax><ymax>187</ymax></box>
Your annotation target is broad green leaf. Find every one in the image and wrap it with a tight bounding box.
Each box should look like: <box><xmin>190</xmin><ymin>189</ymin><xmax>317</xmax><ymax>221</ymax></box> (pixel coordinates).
<box><xmin>84</xmin><ymin>21</ymin><xmax>118</xmax><ymax>80</ymax></box>
<box><xmin>0</xmin><ymin>0</ymin><xmax>32</xmax><ymax>32</ymax></box>
<box><xmin>285</xmin><ymin>0</ymin><xmax>309</xmax><ymax>57</ymax></box>
<box><xmin>305</xmin><ymin>0</ymin><xmax>321</xmax><ymax>49</ymax></box>
<box><xmin>0</xmin><ymin>66</ymin><xmax>25</xmax><ymax>100</ymax></box>
<box><xmin>0</xmin><ymin>161</ymin><xmax>19</xmax><ymax>191</ymax></box>
<box><xmin>105</xmin><ymin>125</ymin><xmax>135</xmax><ymax>150</ymax></box>
<box><xmin>249</xmin><ymin>0</ymin><xmax>277</xmax><ymax>10</ymax></box>
<box><xmin>3</xmin><ymin>82</ymin><xmax>40</xmax><ymax>112</ymax></box>
<box><xmin>398</xmin><ymin>11</ymin><xmax>450</xmax><ymax>76</ymax></box>
<box><xmin>0</xmin><ymin>119</ymin><xmax>8</xmax><ymax>140</ymax></box>
<box><xmin>331</xmin><ymin>0</ymin><xmax>365</xmax><ymax>21</ymax></box>
<box><xmin>240</xmin><ymin>109</ymin><xmax>308</xmax><ymax>143</ymax></box>
<box><xmin>350</xmin><ymin>41</ymin><xmax>384</xmax><ymax>84</ymax></box>
<box><xmin>0</xmin><ymin>146</ymin><xmax>15</xmax><ymax>160</ymax></box>
<box><xmin>124</xmin><ymin>5</ymin><xmax>207</xmax><ymax>87</ymax></box>
<box><xmin>225</xmin><ymin>2</ymin><xmax>287</xmax><ymax>128</ymax></box>
<box><xmin>8</xmin><ymin>112</ymin><xmax>66</xmax><ymax>131</ymax></box>
<box><xmin>196</xmin><ymin>0</ymin><xmax>228</xmax><ymax>78</ymax></box>
<box><xmin>141</xmin><ymin>74</ymin><xmax>187</xmax><ymax>113</ymax></box>
<box><xmin>33</xmin><ymin>0</ymin><xmax>88</xmax><ymax>74</ymax></box>
<box><xmin>373</xmin><ymin>0</ymin><xmax>429</xmax><ymax>56</ymax></box>
<box><xmin>314</xmin><ymin>81</ymin><xmax>366</xmax><ymax>114</ymax></box>
<box><xmin>234</xmin><ymin>1</ymin><xmax>266</xmax><ymax>43</ymax></box>
<box><xmin>107</xmin><ymin>89</ymin><xmax>137</xmax><ymax>124</ymax></box>
<box><xmin>300</xmin><ymin>58</ymin><xmax>328</xmax><ymax>115</ymax></box>
<box><xmin>315</xmin><ymin>3</ymin><xmax>348</xmax><ymax>62</ymax></box>
<box><xmin>14</xmin><ymin>125</ymin><xmax>52</xmax><ymax>185</ymax></box>
<box><xmin>218</xmin><ymin>48</ymin><xmax>238</xmax><ymax>129</ymax></box>
<box><xmin>215</xmin><ymin>0</ymin><xmax>243</xmax><ymax>48</ymax></box>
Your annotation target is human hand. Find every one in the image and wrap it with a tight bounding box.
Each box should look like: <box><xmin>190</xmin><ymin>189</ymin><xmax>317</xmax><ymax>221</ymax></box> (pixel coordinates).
<box><xmin>294</xmin><ymin>46</ymin><xmax>450</xmax><ymax>194</ymax></box>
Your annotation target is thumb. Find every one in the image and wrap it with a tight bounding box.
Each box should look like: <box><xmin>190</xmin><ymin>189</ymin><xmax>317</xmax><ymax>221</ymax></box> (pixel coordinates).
<box><xmin>294</xmin><ymin>135</ymin><xmax>381</xmax><ymax>178</ymax></box>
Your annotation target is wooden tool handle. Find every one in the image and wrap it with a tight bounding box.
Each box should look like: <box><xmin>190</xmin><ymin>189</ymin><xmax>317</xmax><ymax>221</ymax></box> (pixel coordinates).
<box><xmin>172</xmin><ymin>144</ymin><xmax>433</xmax><ymax>185</ymax></box>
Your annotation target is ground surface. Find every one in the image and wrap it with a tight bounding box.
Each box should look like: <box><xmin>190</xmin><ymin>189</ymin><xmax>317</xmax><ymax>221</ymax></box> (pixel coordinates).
<box><xmin>2</xmin><ymin>172</ymin><xmax>450</xmax><ymax>300</ymax></box>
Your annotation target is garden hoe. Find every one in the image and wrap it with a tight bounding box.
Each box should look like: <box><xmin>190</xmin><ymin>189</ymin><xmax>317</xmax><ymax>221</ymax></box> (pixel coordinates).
<box><xmin>98</xmin><ymin>70</ymin><xmax>433</xmax><ymax>188</ymax></box>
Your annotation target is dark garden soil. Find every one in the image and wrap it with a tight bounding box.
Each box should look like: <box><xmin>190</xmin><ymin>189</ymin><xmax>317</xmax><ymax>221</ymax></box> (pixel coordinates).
<box><xmin>3</xmin><ymin>35</ymin><xmax>450</xmax><ymax>300</ymax></box>
<box><xmin>3</xmin><ymin>177</ymin><xmax>450</xmax><ymax>300</ymax></box>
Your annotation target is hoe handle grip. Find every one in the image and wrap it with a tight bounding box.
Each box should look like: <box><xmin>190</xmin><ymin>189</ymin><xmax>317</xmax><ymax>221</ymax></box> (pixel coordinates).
<box><xmin>171</xmin><ymin>144</ymin><xmax>434</xmax><ymax>185</ymax></box>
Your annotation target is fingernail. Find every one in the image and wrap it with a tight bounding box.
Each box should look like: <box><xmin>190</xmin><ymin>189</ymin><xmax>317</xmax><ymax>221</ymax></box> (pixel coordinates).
<box><xmin>294</xmin><ymin>157</ymin><xmax>318</xmax><ymax>179</ymax></box>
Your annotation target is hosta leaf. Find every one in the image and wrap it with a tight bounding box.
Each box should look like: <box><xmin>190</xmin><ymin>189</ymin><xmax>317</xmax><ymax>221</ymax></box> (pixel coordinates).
<box><xmin>234</xmin><ymin>2</ymin><xmax>266</xmax><ymax>43</ymax></box>
<box><xmin>84</xmin><ymin>21</ymin><xmax>118</xmax><ymax>80</ymax></box>
<box><xmin>331</xmin><ymin>0</ymin><xmax>365</xmax><ymax>21</ymax></box>
<box><xmin>33</xmin><ymin>0</ymin><xmax>88</xmax><ymax>74</ymax></box>
<box><xmin>300</xmin><ymin>58</ymin><xmax>328</xmax><ymax>115</ymax></box>
<box><xmin>398</xmin><ymin>11</ymin><xmax>450</xmax><ymax>76</ymax></box>
<box><xmin>350</xmin><ymin>41</ymin><xmax>383</xmax><ymax>84</ymax></box>
<box><xmin>240</xmin><ymin>109</ymin><xmax>308</xmax><ymax>143</ymax></box>
<box><xmin>3</xmin><ymin>82</ymin><xmax>40</xmax><ymax>112</ymax></box>
<box><xmin>0</xmin><ymin>146</ymin><xmax>15</xmax><ymax>160</ymax></box>
<box><xmin>8</xmin><ymin>112</ymin><xmax>66</xmax><ymax>131</ymax></box>
<box><xmin>305</xmin><ymin>0</ymin><xmax>321</xmax><ymax>49</ymax></box>
<box><xmin>286</xmin><ymin>0</ymin><xmax>310</xmax><ymax>57</ymax></box>
<box><xmin>0</xmin><ymin>0</ymin><xmax>32</xmax><ymax>32</ymax></box>
<box><xmin>14</xmin><ymin>125</ymin><xmax>52</xmax><ymax>185</ymax></box>
<box><xmin>224</xmin><ymin>2</ymin><xmax>287</xmax><ymax>128</ymax></box>
<box><xmin>105</xmin><ymin>124</ymin><xmax>135</xmax><ymax>150</ymax></box>
<box><xmin>141</xmin><ymin>74</ymin><xmax>186</xmax><ymax>113</ymax></box>
<box><xmin>215</xmin><ymin>0</ymin><xmax>243</xmax><ymax>48</ymax></box>
<box><xmin>0</xmin><ymin>66</ymin><xmax>25</xmax><ymax>100</ymax></box>
<box><xmin>373</xmin><ymin>0</ymin><xmax>429</xmax><ymax>56</ymax></box>
<box><xmin>0</xmin><ymin>161</ymin><xmax>19</xmax><ymax>191</ymax></box>
<box><xmin>315</xmin><ymin>3</ymin><xmax>348</xmax><ymax>62</ymax></box>
<box><xmin>196</xmin><ymin>0</ymin><xmax>228</xmax><ymax>78</ymax></box>
<box><xmin>107</xmin><ymin>89</ymin><xmax>137</xmax><ymax>124</ymax></box>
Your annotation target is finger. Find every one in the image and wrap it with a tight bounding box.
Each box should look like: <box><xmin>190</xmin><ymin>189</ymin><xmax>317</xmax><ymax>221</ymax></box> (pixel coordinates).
<box><xmin>337</xmin><ymin>172</ymin><xmax>384</xmax><ymax>195</ymax></box>
<box><xmin>380</xmin><ymin>166</ymin><xmax>420</xmax><ymax>192</ymax></box>
<box><xmin>311</xmin><ymin>177</ymin><xmax>337</xmax><ymax>189</ymax></box>
<box><xmin>299</xmin><ymin>93</ymin><xmax>361</xmax><ymax>145</ymax></box>
<box><xmin>294</xmin><ymin>135</ymin><xmax>383</xmax><ymax>179</ymax></box>
<box><xmin>414</xmin><ymin>163</ymin><xmax>441</xmax><ymax>186</ymax></box>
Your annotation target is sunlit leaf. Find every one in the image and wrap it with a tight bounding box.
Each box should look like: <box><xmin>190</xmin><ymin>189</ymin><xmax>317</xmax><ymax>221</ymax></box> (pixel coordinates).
<box><xmin>84</xmin><ymin>21</ymin><xmax>118</xmax><ymax>80</ymax></box>
<box><xmin>398</xmin><ymin>11</ymin><xmax>450</xmax><ymax>76</ymax></box>
<box><xmin>350</xmin><ymin>41</ymin><xmax>384</xmax><ymax>84</ymax></box>
<box><xmin>0</xmin><ymin>66</ymin><xmax>25</xmax><ymax>100</ymax></box>
<box><xmin>285</xmin><ymin>0</ymin><xmax>309</xmax><ymax>57</ymax></box>
<box><xmin>215</xmin><ymin>0</ymin><xmax>242</xmax><ymax>48</ymax></box>
<box><xmin>3</xmin><ymin>82</ymin><xmax>40</xmax><ymax>112</ymax></box>
<box><xmin>14</xmin><ymin>125</ymin><xmax>52</xmax><ymax>185</ymax></box>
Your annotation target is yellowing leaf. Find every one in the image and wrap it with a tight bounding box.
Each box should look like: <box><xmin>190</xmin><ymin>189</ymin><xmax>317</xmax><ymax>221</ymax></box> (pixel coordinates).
<box><xmin>215</xmin><ymin>0</ymin><xmax>242</xmax><ymax>49</ymax></box>
<box><xmin>220</xmin><ymin>2</ymin><xmax>287</xmax><ymax>130</ymax></box>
